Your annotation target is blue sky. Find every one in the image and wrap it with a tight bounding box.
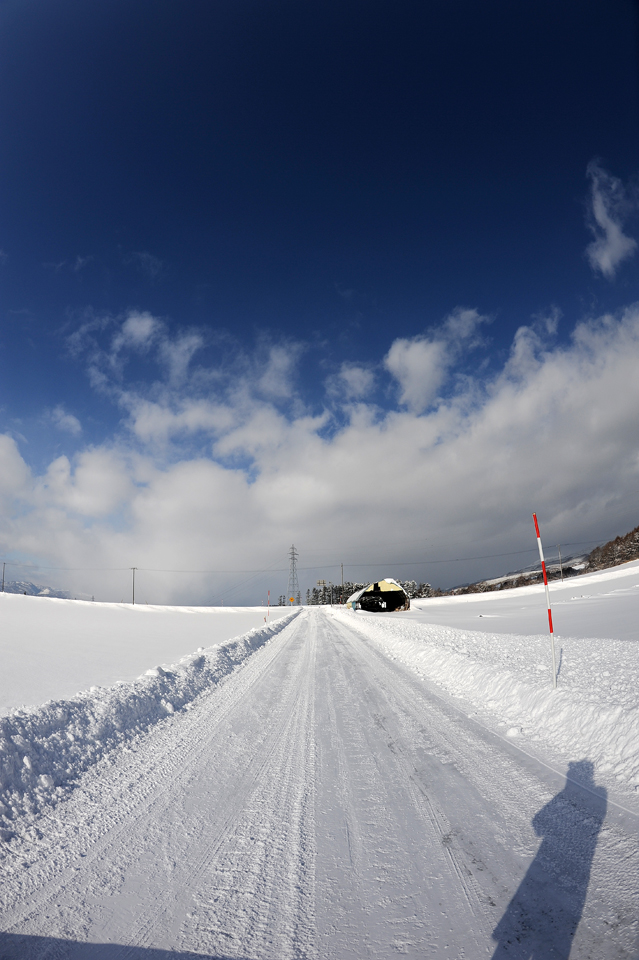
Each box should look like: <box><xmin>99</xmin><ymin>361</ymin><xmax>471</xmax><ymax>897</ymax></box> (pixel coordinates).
<box><xmin>1</xmin><ymin>0</ymin><xmax>639</xmax><ymax>602</ymax></box>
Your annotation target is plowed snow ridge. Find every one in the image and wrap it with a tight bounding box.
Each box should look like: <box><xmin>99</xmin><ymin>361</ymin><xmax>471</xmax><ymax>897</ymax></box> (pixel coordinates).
<box><xmin>0</xmin><ymin>611</ymin><xmax>298</xmax><ymax>832</ymax></box>
<box><xmin>335</xmin><ymin>608</ymin><xmax>639</xmax><ymax>800</ymax></box>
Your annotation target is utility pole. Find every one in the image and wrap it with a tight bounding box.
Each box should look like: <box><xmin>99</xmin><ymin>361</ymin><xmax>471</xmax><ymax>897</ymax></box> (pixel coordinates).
<box><xmin>131</xmin><ymin>567</ymin><xmax>137</xmax><ymax>605</ymax></box>
<box><xmin>533</xmin><ymin>514</ymin><xmax>557</xmax><ymax>689</ymax></box>
<box><xmin>1</xmin><ymin>562</ymin><xmax>5</xmax><ymax>593</ymax></box>
<box><xmin>557</xmin><ymin>545</ymin><xmax>564</xmax><ymax>581</ymax></box>
<box><xmin>287</xmin><ymin>545</ymin><xmax>300</xmax><ymax>605</ymax></box>
<box><xmin>341</xmin><ymin>563</ymin><xmax>344</xmax><ymax>604</ymax></box>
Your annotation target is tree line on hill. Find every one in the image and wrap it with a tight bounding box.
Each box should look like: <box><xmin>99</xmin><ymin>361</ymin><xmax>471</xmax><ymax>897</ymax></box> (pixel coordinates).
<box><xmin>303</xmin><ymin>579</ymin><xmax>433</xmax><ymax>606</ymax></box>
<box><xmin>446</xmin><ymin>522</ymin><xmax>639</xmax><ymax>596</ymax></box>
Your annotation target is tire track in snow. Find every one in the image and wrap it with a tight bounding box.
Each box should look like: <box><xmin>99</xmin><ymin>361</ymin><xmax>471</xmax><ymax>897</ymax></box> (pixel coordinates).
<box><xmin>314</xmin><ymin>612</ymin><xmax>493</xmax><ymax>958</ymax></box>
<box><xmin>178</xmin><ymin>613</ymin><xmax>317</xmax><ymax>958</ymax></box>
<box><xmin>0</xmin><ymin>612</ymin><xmax>315</xmax><ymax>957</ymax></box>
<box><xmin>2</xmin><ymin>608</ymin><xmax>635</xmax><ymax>958</ymax></box>
<box><xmin>328</xmin><ymin>616</ymin><xmax>498</xmax><ymax>925</ymax></box>
<box><xmin>332</xmin><ymin>610</ymin><xmax>639</xmax><ymax>959</ymax></box>
<box><xmin>119</xmin><ymin>609</ymin><xmax>317</xmax><ymax>958</ymax></box>
<box><xmin>0</xmin><ymin>615</ymin><xmax>300</xmax><ymax>909</ymax></box>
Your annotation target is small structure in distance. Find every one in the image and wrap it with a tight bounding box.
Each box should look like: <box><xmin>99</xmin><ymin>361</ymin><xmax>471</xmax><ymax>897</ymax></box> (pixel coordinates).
<box><xmin>346</xmin><ymin>578</ymin><xmax>410</xmax><ymax>612</ymax></box>
<box><xmin>287</xmin><ymin>544</ymin><xmax>301</xmax><ymax>605</ymax></box>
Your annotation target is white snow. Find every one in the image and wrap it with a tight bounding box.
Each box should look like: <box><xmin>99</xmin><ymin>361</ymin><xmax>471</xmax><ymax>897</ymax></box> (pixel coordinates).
<box><xmin>0</xmin><ymin>596</ymin><xmax>297</xmax><ymax>829</ymax></box>
<box><xmin>0</xmin><ymin>582</ymin><xmax>637</xmax><ymax>958</ymax></box>
<box><xmin>410</xmin><ymin>558</ymin><xmax>639</xmax><ymax>641</ymax></box>
<box><xmin>336</xmin><ymin>559</ymin><xmax>639</xmax><ymax>804</ymax></box>
<box><xmin>0</xmin><ymin>593</ymin><xmax>291</xmax><ymax>713</ymax></box>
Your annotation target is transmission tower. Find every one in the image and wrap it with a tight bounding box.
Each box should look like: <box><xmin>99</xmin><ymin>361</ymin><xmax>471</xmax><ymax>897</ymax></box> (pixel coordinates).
<box><xmin>287</xmin><ymin>544</ymin><xmax>300</xmax><ymax>604</ymax></box>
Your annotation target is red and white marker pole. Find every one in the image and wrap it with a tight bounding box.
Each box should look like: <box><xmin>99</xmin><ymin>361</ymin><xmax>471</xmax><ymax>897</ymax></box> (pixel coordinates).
<box><xmin>533</xmin><ymin>513</ymin><xmax>557</xmax><ymax>689</ymax></box>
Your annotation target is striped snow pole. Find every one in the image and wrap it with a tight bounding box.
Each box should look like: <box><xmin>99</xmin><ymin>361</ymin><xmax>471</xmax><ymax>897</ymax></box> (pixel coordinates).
<box><xmin>533</xmin><ymin>513</ymin><xmax>557</xmax><ymax>689</ymax></box>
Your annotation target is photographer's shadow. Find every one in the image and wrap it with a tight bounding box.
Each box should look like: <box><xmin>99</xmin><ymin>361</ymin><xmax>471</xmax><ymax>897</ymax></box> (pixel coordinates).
<box><xmin>492</xmin><ymin>760</ymin><xmax>607</xmax><ymax>959</ymax></box>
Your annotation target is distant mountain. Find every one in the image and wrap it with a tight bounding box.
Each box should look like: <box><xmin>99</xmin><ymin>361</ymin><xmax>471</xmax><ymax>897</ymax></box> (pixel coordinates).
<box><xmin>445</xmin><ymin>522</ymin><xmax>639</xmax><ymax>596</ymax></box>
<box><xmin>2</xmin><ymin>580</ymin><xmax>72</xmax><ymax>599</ymax></box>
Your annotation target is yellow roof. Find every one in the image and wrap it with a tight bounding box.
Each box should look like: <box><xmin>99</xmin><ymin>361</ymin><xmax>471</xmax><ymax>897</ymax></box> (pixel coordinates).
<box><xmin>362</xmin><ymin>578</ymin><xmax>404</xmax><ymax>593</ymax></box>
<box><xmin>347</xmin><ymin>578</ymin><xmax>405</xmax><ymax>604</ymax></box>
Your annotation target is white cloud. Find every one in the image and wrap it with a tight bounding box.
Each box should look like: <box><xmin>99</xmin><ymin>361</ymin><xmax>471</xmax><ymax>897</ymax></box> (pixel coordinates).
<box><xmin>158</xmin><ymin>332</ymin><xmax>204</xmax><ymax>385</ymax></box>
<box><xmin>384</xmin><ymin>307</ymin><xmax>489</xmax><ymax>412</ymax></box>
<box><xmin>112</xmin><ymin>311</ymin><xmax>160</xmax><ymax>354</ymax></box>
<box><xmin>70</xmin><ymin>311</ymin><xmax>203</xmax><ymax>393</ymax></box>
<box><xmin>36</xmin><ymin>449</ymin><xmax>133</xmax><ymax>517</ymax></box>
<box><xmin>257</xmin><ymin>343</ymin><xmax>303</xmax><ymax>400</ymax></box>
<box><xmin>0</xmin><ymin>435</ymin><xmax>31</xmax><ymax>503</ymax></box>
<box><xmin>326</xmin><ymin>363</ymin><xmax>375</xmax><ymax>401</ymax></box>
<box><xmin>51</xmin><ymin>405</ymin><xmax>82</xmax><ymax>436</ymax></box>
<box><xmin>3</xmin><ymin>306</ymin><xmax>639</xmax><ymax>602</ymax></box>
<box><xmin>585</xmin><ymin>160</ymin><xmax>637</xmax><ymax>279</ymax></box>
<box><xmin>66</xmin><ymin>314</ymin><xmax>112</xmax><ymax>359</ymax></box>
<box><xmin>124</xmin><ymin>396</ymin><xmax>236</xmax><ymax>446</ymax></box>
<box><xmin>442</xmin><ymin>306</ymin><xmax>487</xmax><ymax>341</ymax></box>
<box><xmin>385</xmin><ymin>336</ymin><xmax>448</xmax><ymax>411</ymax></box>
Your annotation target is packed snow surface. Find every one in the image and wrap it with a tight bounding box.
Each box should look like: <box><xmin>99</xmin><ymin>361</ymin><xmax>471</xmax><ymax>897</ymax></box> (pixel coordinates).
<box><xmin>340</xmin><ymin>560</ymin><xmax>639</xmax><ymax>802</ymax></box>
<box><xmin>0</xmin><ymin>564</ymin><xmax>637</xmax><ymax>957</ymax></box>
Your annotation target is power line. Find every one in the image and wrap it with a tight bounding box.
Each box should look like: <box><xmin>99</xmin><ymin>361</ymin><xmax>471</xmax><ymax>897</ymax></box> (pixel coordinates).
<box><xmin>0</xmin><ymin>562</ymin><xmax>132</xmax><ymax>571</ymax></box>
<box><xmin>0</xmin><ymin>538</ymin><xmax>609</xmax><ymax>579</ymax></box>
<box><xmin>0</xmin><ymin>561</ymin><xmax>286</xmax><ymax>573</ymax></box>
<box><xmin>204</xmin><ymin>555</ymin><xmax>287</xmax><ymax>605</ymax></box>
<box><xmin>301</xmin><ymin>541</ymin><xmax>605</xmax><ymax>570</ymax></box>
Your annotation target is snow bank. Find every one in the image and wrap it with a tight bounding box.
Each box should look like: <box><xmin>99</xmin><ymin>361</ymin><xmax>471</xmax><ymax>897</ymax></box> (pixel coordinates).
<box><xmin>0</xmin><ymin>611</ymin><xmax>297</xmax><ymax>835</ymax></box>
<box><xmin>336</xmin><ymin>611</ymin><xmax>639</xmax><ymax>798</ymax></box>
<box><xmin>0</xmin><ymin>593</ymin><xmax>292</xmax><ymax>714</ymax></box>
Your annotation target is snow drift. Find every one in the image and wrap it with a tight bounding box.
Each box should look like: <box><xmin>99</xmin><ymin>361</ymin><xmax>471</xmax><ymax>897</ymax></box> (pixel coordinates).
<box><xmin>337</xmin><ymin>609</ymin><xmax>639</xmax><ymax>799</ymax></box>
<box><xmin>0</xmin><ymin>611</ymin><xmax>297</xmax><ymax>835</ymax></box>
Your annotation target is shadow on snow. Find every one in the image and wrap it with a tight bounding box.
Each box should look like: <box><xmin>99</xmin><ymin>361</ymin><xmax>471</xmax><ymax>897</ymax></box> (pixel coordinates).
<box><xmin>0</xmin><ymin>761</ymin><xmax>609</xmax><ymax>960</ymax></box>
<box><xmin>0</xmin><ymin>934</ymin><xmax>245</xmax><ymax>959</ymax></box>
<box><xmin>491</xmin><ymin>760</ymin><xmax>607</xmax><ymax>959</ymax></box>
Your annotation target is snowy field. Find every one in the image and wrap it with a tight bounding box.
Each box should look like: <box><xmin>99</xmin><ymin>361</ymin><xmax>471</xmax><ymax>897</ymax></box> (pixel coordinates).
<box><xmin>0</xmin><ymin>564</ymin><xmax>637</xmax><ymax>957</ymax></box>
<box><xmin>0</xmin><ymin>595</ymin><xmax>291</xmax><ymax>714</ymax></box>
<box><xmin>409</xmin><ymin>558</ymin><xmax>639</xmax><ymax>641</ymax></box>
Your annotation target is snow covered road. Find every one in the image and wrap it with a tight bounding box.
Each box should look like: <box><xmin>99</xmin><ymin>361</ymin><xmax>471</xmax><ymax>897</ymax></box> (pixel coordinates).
<box><xmin>1</xmin><ymin>608</ymin><xmax>637</xmax><ymax>958</ymax></box>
